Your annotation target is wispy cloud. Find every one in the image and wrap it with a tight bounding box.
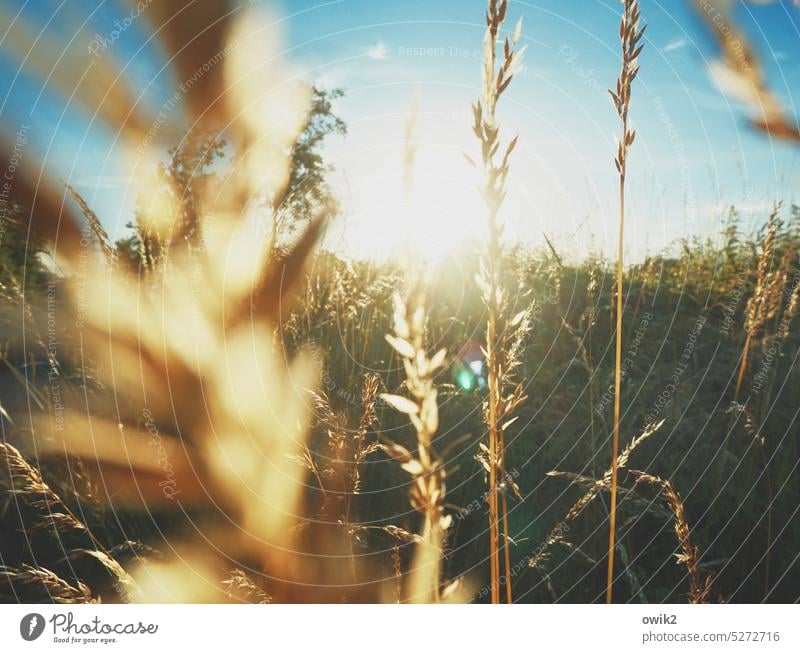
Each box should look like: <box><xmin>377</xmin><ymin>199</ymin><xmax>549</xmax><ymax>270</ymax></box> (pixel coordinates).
<box><xmin>72</xmin><ymin>175</ymin><xmax>133</xmax><ymax>190</ymax></box>
<box><xmin>364</xmin><ymin>41</ymin><xmax>390</xmax><ymax>61</ymax></box>
<box><xmin>663</xmin><ymin>37</ymin><xmax>688</xmax><ymax>53</ymax></box>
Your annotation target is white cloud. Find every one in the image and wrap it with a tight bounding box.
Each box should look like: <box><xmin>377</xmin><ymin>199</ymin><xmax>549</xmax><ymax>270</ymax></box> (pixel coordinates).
<box><xmin>364</xmin><ymin>41</ymin><xmax>390</xmax><ymax>61</ymax></box>
<box><xmin>663</xmin><ymin>37</ymin><xmax>688</xmax><ymax>53</ymax></box>
<box><xmin>72</xmin><ymin>175</ymin><xmax>133</xmax><ymax>190</ymax></box>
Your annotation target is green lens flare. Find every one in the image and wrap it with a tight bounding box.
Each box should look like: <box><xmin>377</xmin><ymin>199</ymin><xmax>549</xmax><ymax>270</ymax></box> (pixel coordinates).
<box><xmin>457</xmin><ymin>369</ymin><xmax>474</xmax><ymax>391</ymax></box>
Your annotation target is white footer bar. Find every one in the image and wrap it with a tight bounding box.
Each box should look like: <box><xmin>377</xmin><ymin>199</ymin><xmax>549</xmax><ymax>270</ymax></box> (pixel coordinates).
<box><xmin>2</xmin><ymin>604</ymin><xmax>797</xmax><ymax>652</ymax></box>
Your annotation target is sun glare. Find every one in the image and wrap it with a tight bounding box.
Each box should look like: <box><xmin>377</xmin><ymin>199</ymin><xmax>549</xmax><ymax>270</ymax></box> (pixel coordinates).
<box><xmin>325</xmin><ymin>115</ymin><xmax>491</xmax><ymax>262</ymax></box>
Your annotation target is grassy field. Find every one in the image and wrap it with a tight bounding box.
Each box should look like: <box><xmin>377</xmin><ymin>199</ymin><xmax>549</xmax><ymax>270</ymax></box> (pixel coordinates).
<box><xmin>0</xmin><ymin>0</ymin><xmax>799</xmax><ymax>604</ymax></box>
<box><xmin>2</xmin><ymin>209</ymin><xmax>799</xmax><ymax>602</ymax></box>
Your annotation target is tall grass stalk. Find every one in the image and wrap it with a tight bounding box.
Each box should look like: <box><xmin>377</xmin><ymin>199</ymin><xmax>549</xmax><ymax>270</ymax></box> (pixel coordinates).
<box><xmin>473</xmin><ymin>0</ymin><xmax>526</xmax><ymax>603</ymax></box>
<box><xmin>735</xmin><ymin>209</ymin><xmax>780</xmax><ymax>400</ymax></box>
<box><xmin>378</xmin><ymin>102</ymin><xmax>452</xmax><ymax>601</ymax></box>
<box><xmin>607</xmin><ymin>0</ymin><xmax>645</xmax><ymax>604</ymax></box>
<box><xmin>381</xmin><ymin>283</ymin><xmax>450</xmax><ymax>602</ymax></box>
<box><xmin>632</xmin><ymin>471</ymin><xmax>712</xmax><ymax>603</ymax></box>
<box><xmin>530</xmin><ymin>419</ymin><xmax>664</xmax><ymax>570</ymax></box>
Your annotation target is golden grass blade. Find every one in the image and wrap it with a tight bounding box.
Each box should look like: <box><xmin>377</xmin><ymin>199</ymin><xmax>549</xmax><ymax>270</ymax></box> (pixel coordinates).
<box><xmin>736</xmin><ymin>208</ymin><xmax>780</xmax><ymax>399</ymax></box>
<box><xmin>530</xmin><ymin>419</ymin><xmax>664</xmax><ymax>570</ymax></box>
<box><xmin>694</xmin><ymin>0</ymin><xmax>800</xmax><ymax>143</ymax></box>
<box><xmin>139</xmin><ymin>0</ymin><xmax>234</xmax><ymax>127</ymax></box>
<box><xmin>250</xmin><ymin>214</ymin><xmax>326</xmax><ymax>324</ymax></box>
<box><xmin>380</xmin><ymin>280</ymin><xmax>453</xmax><ymax>602</ymax></box>
<box><xmin>474</xmin><ymin>0</ymin><xmax>527</xmax><ymax>604</ymax></box>
<box><xmin>631</xmin><ymin>471</ymin><xmax>713</xmax><ymax>603</ymax></box>
<box><xmin>32</xmin><ymin>412</ymin><xmax>209</xmax><ymax>507</ymax></box>
<box><xmin>64</xmin><ymin>182</ymin><xmax>116</xmax><ymax>266</ymax></box>
<box><xmin>607</xmin><ymin>0</ymin><xmax>645</xmax><ymax>605</ymax></box>
<box><xmin>0</xmin><ymin>565</ymin><xmax>94</xmax><ymax>604</ymax></box>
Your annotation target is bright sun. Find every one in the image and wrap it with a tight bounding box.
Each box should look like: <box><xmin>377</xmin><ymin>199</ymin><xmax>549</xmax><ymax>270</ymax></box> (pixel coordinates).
<box><xmin>324</xmin><ymin>114</ymin><xmax>492</xmax><ymax>263</ymax></box>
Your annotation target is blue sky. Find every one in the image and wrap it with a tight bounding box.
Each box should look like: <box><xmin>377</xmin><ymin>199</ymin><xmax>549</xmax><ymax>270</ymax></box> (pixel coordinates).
<box><xmin>2</xmin><ymin>0</ymin><xmax>799</xmax><ymax>261</ymax></box>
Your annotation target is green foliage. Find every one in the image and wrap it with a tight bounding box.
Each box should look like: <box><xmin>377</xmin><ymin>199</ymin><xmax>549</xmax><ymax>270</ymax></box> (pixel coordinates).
<box><xmin>114</xmin><ymin>86</ymin><xmax>346</xmax><ymax>268</ymax></box>
<box><xmin>282</xmin><ymin>88</ymin><xmax>347</xmax><ymax>221</ymax></box>
<box><xmin>0</xmin><ymin>201</ymin><xmax>52</xmax><ymax>288</ymax></box>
